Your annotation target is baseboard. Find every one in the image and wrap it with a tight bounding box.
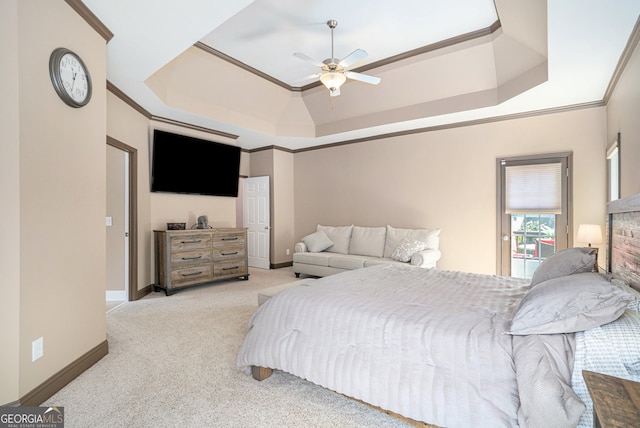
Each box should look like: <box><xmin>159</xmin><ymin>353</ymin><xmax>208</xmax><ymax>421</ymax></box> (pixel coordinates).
<box><xmin>106</xmin><ymin>290</ymin><xmax>126</xmax><ymax>301</ymax></box>
<box><xmin>135</xmin><ymin>284</ymin><xmax>153</xmax><ymax>300</ymax></box>
<box><xmin>20</xmin><ymin>340</ymin><xmax>109</xmax><ymax>406</ymax></box>
<box><xmin>271</xmin><ymin>261</ymin><xmax>293</xmax><ymax>269</ymax></box>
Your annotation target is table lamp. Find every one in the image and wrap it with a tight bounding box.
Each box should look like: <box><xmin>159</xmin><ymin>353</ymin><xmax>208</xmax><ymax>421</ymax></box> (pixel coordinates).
<box><xmin>576</xmin><ymin>224</ymin><xmax>603</xmax><ymax>271</ymax></box>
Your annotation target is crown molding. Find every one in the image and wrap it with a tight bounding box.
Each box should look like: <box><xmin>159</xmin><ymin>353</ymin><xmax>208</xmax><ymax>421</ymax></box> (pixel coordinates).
<box><xmin>194</xmin><ymin>42</ymin><xmax>296</xmax><ymax>91</ymax></box>
<box><xmin>65</xmin><ymin>0</ymin><xmax>113</xmax><ymax>42</ymax></box>
<box><xmin>195</xmin><ymin>20</ymin><xmax>501</xmax><ymax>93</ymax></box>
<box><xmin>293</xmin><ymin>101</ymin><xmax>604</xmax><ymax>153</ymax></box>
<box><xmin>150</xmin><ymin>117</ymin><xmax>239</xmax><ymax>140</ymax></box>
<box><xmin>107</xmin><ymin>81</ymin><xmax>152</xmax><ymax>119</ymax></box>
<box><xmin>248</xmin><ymin>145</ymin><xmax>295</xmax><ymax>154</ymax></box>
<box><xmin>603</xmin><ymin>15</ymin><xmax>640</xmax><ymax>104</ymax></box>
<box><xmin>107</xmin><ymin>81</ymin><xmax>239</xmax><ymax>140</ymax></box>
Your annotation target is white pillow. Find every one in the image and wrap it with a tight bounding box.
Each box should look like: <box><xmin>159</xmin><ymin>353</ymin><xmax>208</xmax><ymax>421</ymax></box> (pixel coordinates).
<box><xmin>316</xmin><ymin>224</ymin><xmax>353</xmax><ymax>254</ymax></box>
<box><xmin>391</xmin><ymin>238</ymin><xmax>427</xmax><ymax>262</ymax></box>
<box><xmin>508</xmin><ymin>273</ymin><xmax>636</xmax><ymax>335</ymax></box>
<box><xmin>384</xmin><ymin>225</ymin><xmax>440</xmax><ymax>258</ymax></box>
<box><xmin>301</xmin><ymin>230</ymin><xmax>334</xmax><ymax>253</ymax></box>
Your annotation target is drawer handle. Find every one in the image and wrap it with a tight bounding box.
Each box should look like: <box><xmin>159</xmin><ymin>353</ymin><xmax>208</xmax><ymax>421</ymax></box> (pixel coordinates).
<box><xmin>181</xmin><ymin>240</ymin><xmax>202</xmax><ymax>244</ymax></box>
<box><xmin>181</xmin><ymin>271</ymin><xmax>204</xmax><ymax>277</ymax></box>
<box><xmin>221</xmin><ymin>251</ymin><xmax>238</xmax><ymax>256</ymax></box>
<box><xmin>221</xmin><ymin>237</ymin><xmax>238</xmax><ymax>241</ymax></box>
<box><xmin>181</xmin><ymin>256</ymin><xmax>202</xmax><ymax>260</ymax></box>
<box><xmin>222</xmin><ymin>266</ymin><xmax>239</xmax><ymax>271</ymax></box>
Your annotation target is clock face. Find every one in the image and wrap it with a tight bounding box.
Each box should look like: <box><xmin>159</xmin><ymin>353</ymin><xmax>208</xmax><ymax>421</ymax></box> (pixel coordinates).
<box><xmin>49</xmin><ymin>48</ymin><xmax>92</xmax><ymax>108</ymax></box>
<box><xmin>59</xmin><ymin>53</ymin><xmax>89</xmax><ymax>103</ymax></box>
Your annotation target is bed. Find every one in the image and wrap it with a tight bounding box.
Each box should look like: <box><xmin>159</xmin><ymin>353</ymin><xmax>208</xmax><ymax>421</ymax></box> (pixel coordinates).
<box><xmin>237</xmin><ymin>194</ymin><xmax>640</xmax><ymax>428</ymax></box>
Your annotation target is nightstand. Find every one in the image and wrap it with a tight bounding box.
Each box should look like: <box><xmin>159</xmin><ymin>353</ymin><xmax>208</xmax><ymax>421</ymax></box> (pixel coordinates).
<box><xmin>583</xmin><ymin>370</ymin><xmax>640</xmax><ymax>427</ymax></box>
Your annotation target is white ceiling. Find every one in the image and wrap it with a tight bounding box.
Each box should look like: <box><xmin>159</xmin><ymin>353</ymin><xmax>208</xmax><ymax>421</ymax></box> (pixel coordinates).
<box><xmin>84</xmin><ymin>0</ymin><xmax>640</xmax><ymax>150</ymax></box>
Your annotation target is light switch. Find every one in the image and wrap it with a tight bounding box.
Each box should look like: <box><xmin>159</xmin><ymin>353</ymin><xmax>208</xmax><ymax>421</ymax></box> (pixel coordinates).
<box><xmin>106</xmin><ymin>216</ymin><xmax>113</xmax><ymax>227</ymax></box>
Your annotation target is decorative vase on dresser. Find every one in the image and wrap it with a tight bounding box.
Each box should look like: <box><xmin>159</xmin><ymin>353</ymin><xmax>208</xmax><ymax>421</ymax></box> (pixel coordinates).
<box><xmin>154</xmin><ymin>228</ymin><xmax>249</xmax><ymax>295</ymax></box>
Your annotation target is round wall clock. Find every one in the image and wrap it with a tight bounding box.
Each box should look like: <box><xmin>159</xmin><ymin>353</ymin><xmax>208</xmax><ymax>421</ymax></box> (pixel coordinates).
<box><xmin>49</xmin><ymin>48</ymin><xmax>92</xmax><ymax>108</ymax></box>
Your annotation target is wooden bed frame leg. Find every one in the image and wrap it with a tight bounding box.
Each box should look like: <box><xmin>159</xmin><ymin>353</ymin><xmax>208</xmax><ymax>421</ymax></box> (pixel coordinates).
<box><xmin>251</xmin><ymin>366</ymin><xmax>273</xmax><ymax>381</ymax></box>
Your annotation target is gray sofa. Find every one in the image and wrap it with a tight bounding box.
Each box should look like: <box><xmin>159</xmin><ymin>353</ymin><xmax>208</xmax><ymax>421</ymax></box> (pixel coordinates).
<box><xmin>293</xmin><ymin>224</ymin><xmax>441</xmax><ymax>278</ymax></box>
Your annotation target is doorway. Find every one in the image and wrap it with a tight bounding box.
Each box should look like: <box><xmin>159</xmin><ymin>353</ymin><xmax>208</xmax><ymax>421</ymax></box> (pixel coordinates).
<box><xmin>106</xmin><ymin>137</ymin><xmax>138</xmax><ymax>303</ymax></box>
<box><xmin>497</xmin><ymin>153</ymin><xmax>572</xmax><ymax>278</ymax></box>
<box><xmin>243</xmin><ymin>176</ymin><xmax>271</xmax><ymax>269</ymax></box>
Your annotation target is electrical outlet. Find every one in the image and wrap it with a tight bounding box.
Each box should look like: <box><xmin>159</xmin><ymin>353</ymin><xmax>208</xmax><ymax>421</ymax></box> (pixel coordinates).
<box><xmin>32</xmin><ymin>337</ymin><xmax>43</xmax><ymax>362</ymax></box>
<box><xmin>286</xmin><ymin>249</ymin><xmax>290</xmax><ymax>255</ymax></box>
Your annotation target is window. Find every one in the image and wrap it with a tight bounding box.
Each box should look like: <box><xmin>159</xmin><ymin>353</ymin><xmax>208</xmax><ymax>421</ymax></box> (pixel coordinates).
<box><xmin>607</xmin><ymin>133</ymin><xmax>620</xmax><ymax>202</ymax></box>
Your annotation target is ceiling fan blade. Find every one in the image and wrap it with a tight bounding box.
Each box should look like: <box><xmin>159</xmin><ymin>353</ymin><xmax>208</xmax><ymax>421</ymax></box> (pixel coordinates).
<box><xmin>293</xmin><ymin>73</ymin><xmax>322</xmax><ymax>86</ymax></box>
<box><xmin>338</xmin><ymin>49</ymin><xmax>368</xmax><ymax>69</ymax></box>
<box><xmin>293</xmin><ymin>52</ymin><xmax>324</xmax><ymax>67</ymax></box>
<box><xmin>345</xmin><ymin>71</ymin><xmax>381</xmax><ymax>85</ymax></box>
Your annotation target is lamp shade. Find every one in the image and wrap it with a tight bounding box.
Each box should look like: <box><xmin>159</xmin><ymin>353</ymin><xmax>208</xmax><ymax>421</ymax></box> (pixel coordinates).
<box><xmin>320</xmin><ymin>72</ymin><xmax>346</xmax><ymax>96</ymax></box>
<box><xmin>576</xmin><ymin>224</ymin><xmax>603</xmax><ymax>247</ymax></box>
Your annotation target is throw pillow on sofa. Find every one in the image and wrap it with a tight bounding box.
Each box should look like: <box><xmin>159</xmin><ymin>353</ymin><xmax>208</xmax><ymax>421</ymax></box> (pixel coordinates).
<box><xmin>317</xmin><ymin>224</ymin><xmax>353</xmax><ymax>254</ymax></box>
<box><xmin>302</xmin><ymin>230</ymin><xmax>334</xmax><ymax>253</ymax></box>
<box><xmin>391</xmin><ymin>238</ymin><xmax>427</xmax><ymax>262</ymax></box>
<box><xmin>384</xmin><ymin>225</ymin><xmax>440</xmax><ymax>258</ymax></box>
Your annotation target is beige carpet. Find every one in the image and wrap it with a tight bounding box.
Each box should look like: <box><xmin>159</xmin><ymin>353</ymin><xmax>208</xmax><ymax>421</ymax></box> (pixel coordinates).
<box><xmin>44</xmin><ymin>267</ymin><xmax>410</xmax><ymax>427</ymax></box>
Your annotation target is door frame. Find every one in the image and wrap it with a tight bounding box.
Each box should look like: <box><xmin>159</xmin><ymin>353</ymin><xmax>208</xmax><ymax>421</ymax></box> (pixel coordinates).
<box><xmin>107</xmin><ymin>136</ymin><xmax>138</xmax><ymax>301</ymax></box>
<box><xmin>496</xmin><ymin>152</ymin><xmax>573</xmax><ymax>276</ymax></box>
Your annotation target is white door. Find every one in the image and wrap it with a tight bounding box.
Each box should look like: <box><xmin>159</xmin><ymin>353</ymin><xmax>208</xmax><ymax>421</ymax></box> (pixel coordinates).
<box><xmin>243</xmin><ymin>176</ymin><xmax>270</xmax><ymax>269</ymax></box>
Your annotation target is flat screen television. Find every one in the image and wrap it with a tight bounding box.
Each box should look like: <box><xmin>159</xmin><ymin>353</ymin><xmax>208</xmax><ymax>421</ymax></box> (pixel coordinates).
<box><xmin>151</xmin><ymin>129</ymin><xmax>241</xmax><ymax>197</ymax></box>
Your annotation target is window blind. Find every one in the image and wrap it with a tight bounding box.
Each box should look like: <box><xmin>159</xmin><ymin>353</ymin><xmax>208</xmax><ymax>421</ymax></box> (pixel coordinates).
<box><xmin>505</xmin><ymin>163</ymin><xmax>562</xmax><ymax>214</ymax></box>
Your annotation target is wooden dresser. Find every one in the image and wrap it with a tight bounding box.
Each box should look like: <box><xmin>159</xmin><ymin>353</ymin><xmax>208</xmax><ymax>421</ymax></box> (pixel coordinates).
<box><xmin>154</xmin><ymin>228</ymin><xmax>248</xmax><ymax>295</ymax></box>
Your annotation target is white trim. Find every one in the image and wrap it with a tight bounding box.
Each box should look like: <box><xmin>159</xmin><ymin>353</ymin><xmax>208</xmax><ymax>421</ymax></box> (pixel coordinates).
<box><xmin>106</xmin><ymin>290</ymin><xmax>126</xmax><ymax>301</ymax></box>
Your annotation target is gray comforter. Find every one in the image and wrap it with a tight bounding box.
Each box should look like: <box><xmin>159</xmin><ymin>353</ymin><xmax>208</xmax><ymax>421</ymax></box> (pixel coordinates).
<box><xmin>237</xmin><ymin>264</ymin><xmax>583</xmax><ymax>427</ymax></box>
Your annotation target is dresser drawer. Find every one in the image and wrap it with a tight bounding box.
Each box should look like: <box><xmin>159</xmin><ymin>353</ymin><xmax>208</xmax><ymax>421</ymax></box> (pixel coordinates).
<box><xmin>213</xmin><ymin>232</ymin><xmax>245</xmax><ymax>245</ymax></box>
<box><xmin>170</xmin><ymin>234</ymin><xmax>212</xmax><ymax>251</ymax></box>
<box><xmin>213</xmin><ymin>244</ymin><xmax>246</xmax><ymax>262</ymax></box>
<box><xmin>214</xmin><ymin>261</ymin><xmax>248</xmax><ymax>277</ymax></box>
<box><xmin>170</xmin><ymin>264</ymin><xmax>213</xmax><ymax>287</ymax></box>
<box><xmin>170</xmin><ymin>249</ymin><xmax>213</xmax><ymax>266</ymax></box>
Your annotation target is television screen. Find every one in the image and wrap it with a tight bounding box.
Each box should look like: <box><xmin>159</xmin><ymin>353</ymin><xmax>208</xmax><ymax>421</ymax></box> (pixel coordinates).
<box><xmin>151</xmin><ymin>129</ymin><xmax>241</xmax><ymax>197</ymax></box>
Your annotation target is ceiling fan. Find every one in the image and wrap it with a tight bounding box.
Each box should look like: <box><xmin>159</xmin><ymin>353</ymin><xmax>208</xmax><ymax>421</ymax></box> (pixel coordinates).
<box><xmin>294</xmin><ymin>20</ymin><xmax>381</xmax><ymax>97</ymax></box>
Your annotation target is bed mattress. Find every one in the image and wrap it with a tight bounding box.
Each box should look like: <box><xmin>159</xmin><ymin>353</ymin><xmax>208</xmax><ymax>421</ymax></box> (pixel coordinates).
<box><xmin>237</xmin><ymin>264</ymin><xmax>582</xmax><ymax>427</ymax></box>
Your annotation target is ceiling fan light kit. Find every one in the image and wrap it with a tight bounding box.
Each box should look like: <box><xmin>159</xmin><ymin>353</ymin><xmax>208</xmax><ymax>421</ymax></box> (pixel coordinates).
<box><xmin>320</xmin><ymin>71</ymin><xmax>347</xmax><ymax>96</ymax></box>
<box><xmin>294</xmin><ymin>19</ymin><xmax>381</xmax><ymax>97</ymax></box>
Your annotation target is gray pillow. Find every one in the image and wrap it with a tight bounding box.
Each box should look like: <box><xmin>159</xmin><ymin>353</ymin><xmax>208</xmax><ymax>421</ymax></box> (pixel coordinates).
<box><xmin>508</xmin><ymin>272</ymin><xmax>636</xmax><ymax>335</ymax></box>
<box><xmin>302</xmin><ymin>230</ymin><xmax>333</xmax><ymax>253</ymax></box>
<box><xmin>391</xmin><ymin>238</ymin><xmax>427</xmax><ymax>262</ymax></box>
<box><xmin>530</xmin><ymin>247</ymin><xmax>597</xmax><ymax>287</ymax></box>
<box><xmin>316</xmin><ymin>224</ymin><xmax>353</xmax><ymax>254</ymax></box>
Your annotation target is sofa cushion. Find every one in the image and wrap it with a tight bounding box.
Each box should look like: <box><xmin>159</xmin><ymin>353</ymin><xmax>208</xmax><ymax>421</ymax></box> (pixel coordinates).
<box><xmin>317</xmin><ymin>224</ymin><xmax>353</xmax><ymax>254</ymax></box>
<box><xmin>302</xmin><ymin>230</ymin><xmax>334</xmax><ymax>253</ymax></box>
<box><xmin>293</xmin><ymin>251</ymin><xmax>332</xmax><ymax>266</ymax></box>
<box><xmin>329</xmin><ymin>255</ymin><xmax>366</xmax><ymax>270</ymax></box>
<box><xmin>391</xmin><ymin>238</ymin><xmax>427</xmax><ymax>262</ymax></box>
<box><xmin>384</xmin><ymin>225</ymin><xmax>440</xmax><ymax>258</ymax></box>
<box><xmin>363</xmin><ymin>257</ymin><xmax>407</xmax><ymax>268</ymax></box>
<box><xmin>349</xmin><ymin>226</ymin><xmax>386</xmax><ymax>257</ymax></box>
